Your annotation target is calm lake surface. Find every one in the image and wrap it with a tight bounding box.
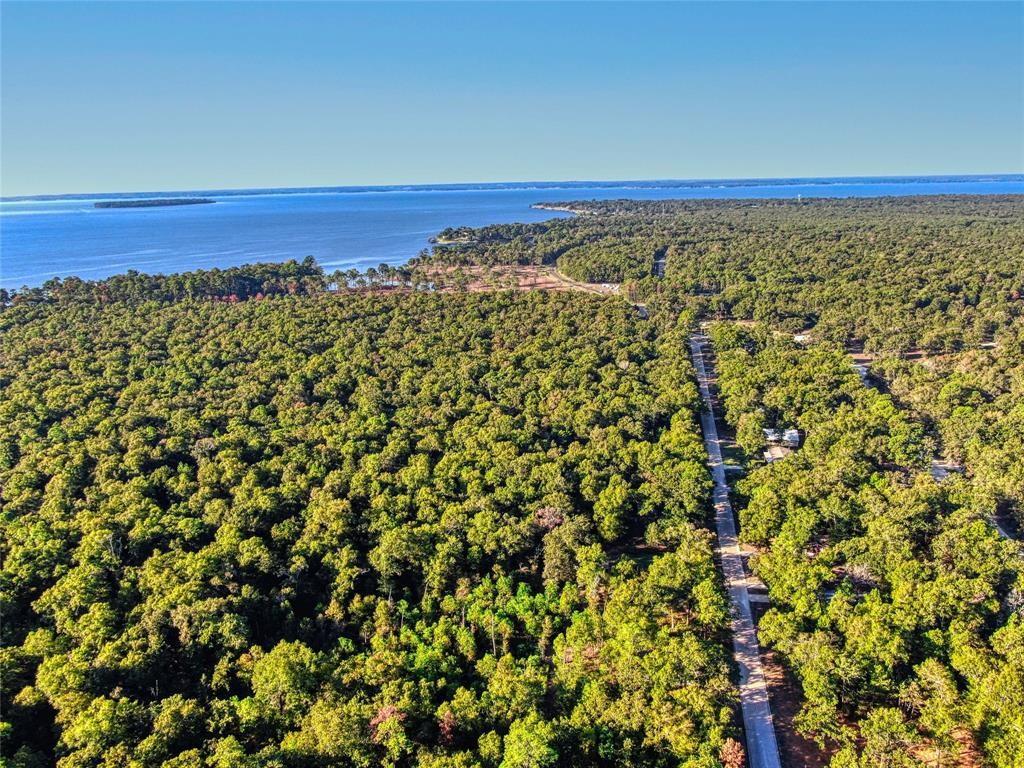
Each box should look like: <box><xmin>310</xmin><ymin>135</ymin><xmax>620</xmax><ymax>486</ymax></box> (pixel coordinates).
<box><xmin>2</xmin><ymin>176</ymin><xmax>1021</xmax><ymax>289</ymax></box>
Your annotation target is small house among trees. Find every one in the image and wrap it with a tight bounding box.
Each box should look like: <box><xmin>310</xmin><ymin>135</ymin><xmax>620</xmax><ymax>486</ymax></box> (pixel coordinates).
<box><xmin>763</xmin><ymin>428</ymin><xmax>801</xmax><ymax>448</ymax></box>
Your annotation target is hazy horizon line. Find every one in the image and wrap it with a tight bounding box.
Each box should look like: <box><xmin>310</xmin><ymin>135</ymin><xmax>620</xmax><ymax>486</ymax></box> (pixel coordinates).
<box><xmin>4</xmin><ymin>172</ymin><xmax>1023</xmax><ymax>203</ymax></box>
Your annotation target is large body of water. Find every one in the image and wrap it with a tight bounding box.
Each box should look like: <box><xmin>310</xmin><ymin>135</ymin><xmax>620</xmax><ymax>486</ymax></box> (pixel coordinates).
<box><xmin>2</xmin><ymin>175</ymin><xmax>1021</xmax><ymax>289</ymax></box>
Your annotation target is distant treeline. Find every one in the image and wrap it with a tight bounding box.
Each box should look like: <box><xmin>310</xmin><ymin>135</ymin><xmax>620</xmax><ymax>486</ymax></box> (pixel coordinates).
<box><xmin>1</xmin><ymin>256</ymin><xmax>541</xmax><ymax>307</ymax></box>
<box><xmin>94</xmin><ymin>198</ymin><xmax>215</xmax><ymax>208</ymax></box>
<box><xmin>424</xmin><ymin>195</ymin><xmax>1024</xmax><ymax>355</ymax></box>
<box><xmin>3</xmin><ymin>258</ymin><xmax>329</xmax><ymax>305</ymax></box>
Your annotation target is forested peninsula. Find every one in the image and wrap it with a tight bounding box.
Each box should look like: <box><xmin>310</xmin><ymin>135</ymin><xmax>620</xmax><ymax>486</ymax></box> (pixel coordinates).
<box><xmin>3</xmin><ymin>194</ymin><xmax>1023</xmax><ymax>768</ymax></box>
<box><xmin>94</xmin><ymin>198</ymin><xmax>215</xmax><ymax>209</ymax></box>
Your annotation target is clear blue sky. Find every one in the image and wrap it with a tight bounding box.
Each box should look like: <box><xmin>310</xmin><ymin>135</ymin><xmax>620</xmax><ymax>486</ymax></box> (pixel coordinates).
<box><xmin>1</xmin><ymin>1</ymin><xmax>1021</xmax><ymax>196</ymax></box>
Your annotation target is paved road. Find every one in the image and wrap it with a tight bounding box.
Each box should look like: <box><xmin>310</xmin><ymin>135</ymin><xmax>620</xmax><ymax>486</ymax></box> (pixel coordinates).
<box><xmin>689</xmin><ymin>332</ymin><xmax>783</xmax><ymax>768</ymax></box>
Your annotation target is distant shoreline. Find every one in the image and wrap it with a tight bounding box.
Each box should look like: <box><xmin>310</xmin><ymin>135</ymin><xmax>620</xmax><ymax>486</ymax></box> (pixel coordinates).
<box><xmin>4</xmin><ymin>181</ymin><xmax>1022</xmax><ymax>291</ymax></box>
<box><xmin>4</xmin><ymin>173</ymin><xmax>1022</xmax><ymax>204</ymax></box>
<box><xmin>94</xmin><ymin>198</ymin><xmax>215</xmax><ymax>209</ymax></box>
<box><xmin>531</xmin><ymin>203</ymin><xmax>588</xmax><ymax>215</ymax></box>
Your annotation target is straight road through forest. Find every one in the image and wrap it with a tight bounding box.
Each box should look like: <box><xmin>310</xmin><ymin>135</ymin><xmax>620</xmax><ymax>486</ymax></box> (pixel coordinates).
<box><xmin>689</xmin><ymin>332</ymin><xmax>782</xmax><ymax>768</ymax></box>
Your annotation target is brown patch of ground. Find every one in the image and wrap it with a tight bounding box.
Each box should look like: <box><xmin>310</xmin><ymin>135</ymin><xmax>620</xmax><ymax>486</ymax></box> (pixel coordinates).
<box><xmin>419</xmin><ymin>265</ymin><xmax>618</xmax><ymax>295</ymax></box>
<box><xmin>912</xmin><ymin>730</ymin><xmax>985</xmax><ymax>768</ymax></box>
<box><xmin>330</xmin><ymin>266</ymin><xmax>617</xmax><ymax>297</ymax></box>
<box><xmin>751</xmin><ymin>602</ymin><xmax>836</xmax><ymax>768</ymax></box>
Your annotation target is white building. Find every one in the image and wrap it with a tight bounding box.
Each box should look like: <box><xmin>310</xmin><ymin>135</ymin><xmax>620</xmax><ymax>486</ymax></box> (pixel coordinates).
<box><xmin>764</xmin><ymin>427</ymin><xmax>801</xmax><ymax>448</ymax></box>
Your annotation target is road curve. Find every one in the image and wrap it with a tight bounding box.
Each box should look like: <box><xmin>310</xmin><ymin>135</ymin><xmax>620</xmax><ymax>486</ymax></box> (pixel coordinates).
<box><xmin>689</xmin><ymin>332</ymin><xmax>783</xmax><ymax>768</ymax></box>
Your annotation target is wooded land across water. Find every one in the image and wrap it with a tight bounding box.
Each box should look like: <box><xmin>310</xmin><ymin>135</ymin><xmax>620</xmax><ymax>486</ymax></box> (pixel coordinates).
<box><xmin>2</xmin><ymin>195</ymin><xmax>1023</xmax><ymax>768</ymax></box>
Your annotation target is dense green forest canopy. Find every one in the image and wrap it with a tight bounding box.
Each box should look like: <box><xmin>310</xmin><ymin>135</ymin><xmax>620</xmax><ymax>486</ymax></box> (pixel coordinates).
<box><xmin>876</xmin><ymin>317</ymin><xmax>1024</xmax><ymax>532</ymax></box>
<box><xmin>426</xmin><ymin>196</ymin><xmax>1024</xmax><ymax>354</ymax></box>
<box><xmin>4</xmin><ymin>192</ymin><xmax>1024</xmax><ymax>767</ymax></box>
<box><xmin>709</xmin><ymin>323</ymin><xmax>1021</xmax><ymax>767</ymax></box>
<box><xmin>2</xmin><ymin>256</ymin><xmax>501</xmax><ymax>307</ymax></box>
<box><xmin>1</xmin><ymin>291</ymin><xmax>739</xmax><ymax>767</ymax></box>
<box><xmin>422</xmin><ymin>194</ymin><xmax>1024</xmax><ymax>766</ymax></box>
<box><xmin>3</xmin><ymin>258</ymin><xmax>329</xmax><ymax>305</ymax></box>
